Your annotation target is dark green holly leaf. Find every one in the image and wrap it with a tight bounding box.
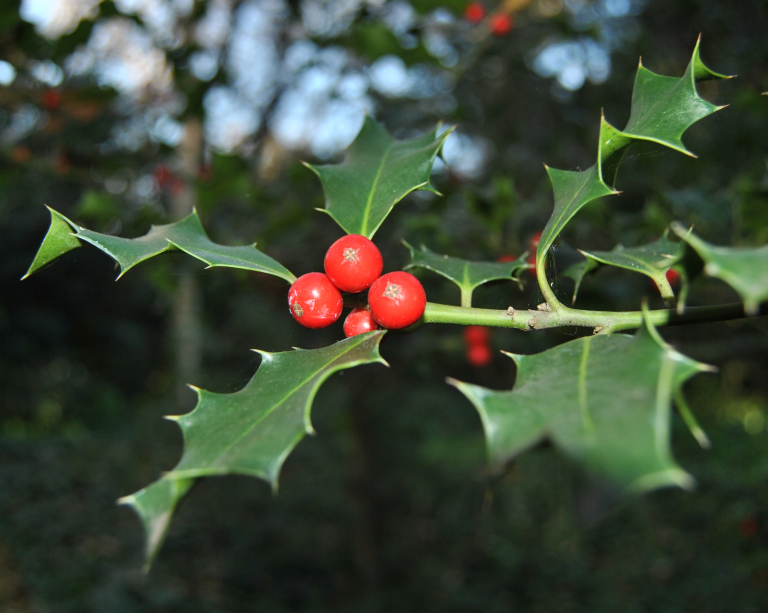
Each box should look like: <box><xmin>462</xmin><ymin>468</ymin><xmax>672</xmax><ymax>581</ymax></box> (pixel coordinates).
<box><xmin>118</xmin><ymin>477</ymin><xmax>193</xmax><ymax>572</ymax></box>
<box><xmin>122</xmin><ymin>332</ymin><xmax>387</xmax><ymax>568</ymax></box>
<box><xmin>23</xmin><ymin>207</ymin><xmax>296</xmax><ymax>283</ymax></box>
<box><xmin>537</xmin><ymin>39</ymin><xmax>730</xmax><ymax>278</ymax></box>
<box><xmin>672</xmin><ymin>223</ymin><xmax>768</xmax><ymax>314</ymax></box>
<box><xmin>449</xmin><ymin>316</ymin><xmax>712</xmax><ymax>491</ymax></box>
<box><xmin>403</xmin><ymin>241</ymin><xmax>528</xmax><ymax>307</ymax></box>
<box><xmin>21</xmin><ymin>206</ymin><xmax>82</xmax><ymax>279</ymax></box>
<box><xmin>306</xmin><ymin>117</ymin><xmax>452</xmax><ymax>238</ymax></box>
<box><xmin>579</xmin><ymin>232</ymin><xmax>685</xmax><ymax>301</ymax></box>
<box><xmin>561</xmin><ymin>257</ymin><xmax>599</xmax><ymax>305</ymax></box>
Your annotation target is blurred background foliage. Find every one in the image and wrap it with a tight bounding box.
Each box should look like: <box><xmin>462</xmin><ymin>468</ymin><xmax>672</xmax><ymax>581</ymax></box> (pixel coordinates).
<box><xmin>2</xmin><ymin>0</ymin><xmax>768</xmax><ymax>611</ymax></box>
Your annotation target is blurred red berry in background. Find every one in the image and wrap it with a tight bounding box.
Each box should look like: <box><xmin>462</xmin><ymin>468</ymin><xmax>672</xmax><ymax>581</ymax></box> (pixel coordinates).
<box><xmin>463</xmin><ymin>325</ymin><xmax>490</xmax><ymax>345</ymax></box>
<box><xmin>464</xmin><ymin>2</ymin><xmax>486</xmax><ymax>23</ymax></box>
<box><xmin>489</xmin><ymin>13</ymin><xmax>513</xmax><ymax>36</ymax></box>
<box><xmin>467</xmin><ymin>343</ymin><xmax>493</xmax><ymax>367</ymax></box>
<box><xmin>42</xmin><ymin>89</ymin><xmax>62</xmax><ymax>110</ymax></box>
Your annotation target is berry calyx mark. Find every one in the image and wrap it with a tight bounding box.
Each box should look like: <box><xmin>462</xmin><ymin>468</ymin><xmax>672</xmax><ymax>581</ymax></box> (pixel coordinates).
<box><xmin>368</xmin><ymin>271</ymin><xmax>426</xmax><ymax>330</ymax></box>
<box><xmin>343</xmin><ymin>247</ymin><xmax>359</xmax><ymax>263</ymax></box>
<box><xmin>292</xmin><ymin>303</ymin><xmax>303</xmax><ymax>317</ymax></box>
<box><xmin>383</xmin><ymin>282</ymin><xmax>403</xmax><ymax>301</ymax></box>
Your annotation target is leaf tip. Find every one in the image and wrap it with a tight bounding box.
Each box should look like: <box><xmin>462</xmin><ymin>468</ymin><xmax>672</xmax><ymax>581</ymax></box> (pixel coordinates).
<box><xmin>501</xmin><ymin>351</ymin><xmax>525</xmax><ymax>365</ymax></box>
<box><xmin>253</xmin><ymin>349</ymin><xmax>273</xmax><ymax>362</ymax></box>
<box><xmin>116</xmin><ymin>495</ymin><xmax>135</xmax><ymax>506</ymax></box>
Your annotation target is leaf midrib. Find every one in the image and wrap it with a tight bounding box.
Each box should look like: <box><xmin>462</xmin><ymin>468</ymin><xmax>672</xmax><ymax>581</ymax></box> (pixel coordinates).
<box><xmin>360</xmin><ymin>143</ymin><xmax>393</xmax><ymax>237</ymax></box>
<box><xmin>189</xmin><ymin>337</ymin><xmax>371</xmax><ymax>470</ymax></box>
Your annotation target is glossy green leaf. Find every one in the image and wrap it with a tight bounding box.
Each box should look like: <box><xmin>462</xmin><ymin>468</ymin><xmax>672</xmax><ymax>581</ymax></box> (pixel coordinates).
<box><xmin>23</xmin><ymin>207</ymin><xmax>296</xmax><ymax>283</ymax></box>
<box><xmin>306</xmin><ymin>117</ymin><xmax>453</xmax><ymax>238</ymax></box>
<box><xmin>450</xmin><ymin>316</ymin><xmax>712</xmax><ymax>491</ymax></box>
<box><xmin>538</xmin><ymin>38</ymin><xmax>730</xmax><ymax>274</ymax></box>
<box><xmin>118</xmin><ymin>477</ymin><xmax>193</xmax><ymax>572</ymax></box>
<box><xmin>672</xmin><ymin>222</ymin><xmax>768</xmax><ymax>314</ymax></box>
<box><xmin>121</xmin><ymin>331</ymin><xmax>387</xmax><ymax>567</ymax></box>
<box><xmin>403</xmin><ymin>241</ymin><xmax>528</xmax><ymax>306</ymax></box>
<box><xmin>561</xmin><ymin>257</ymin><xmax>598</xmax><ymax>305</ymax></box>
<box><xmin>579</xmin><ymin>232</ymin><xmax>685</xmax><ymax>301</ymax></box>
<box><xmin>21</xmin><ymin>206</ymin><xmax>81</xmax><ymax>279</ymax></box>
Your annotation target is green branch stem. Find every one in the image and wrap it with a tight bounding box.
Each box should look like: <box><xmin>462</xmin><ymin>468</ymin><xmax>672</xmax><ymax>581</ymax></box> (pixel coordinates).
<box><xmin>422</xmin><ymin>301</ymin><xmax>762</xmax><ymax>334</ymax></box>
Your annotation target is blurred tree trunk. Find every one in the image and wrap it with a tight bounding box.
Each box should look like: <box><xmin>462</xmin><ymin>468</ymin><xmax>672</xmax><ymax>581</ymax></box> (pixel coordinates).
<box><xmin>171</xmin><ymin>118</ymin><xmax>203</xmax><ymax>410</ymax></box>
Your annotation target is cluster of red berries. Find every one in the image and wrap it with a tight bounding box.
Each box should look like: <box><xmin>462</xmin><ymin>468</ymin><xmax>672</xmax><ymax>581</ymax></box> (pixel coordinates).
<box><xmin>463</xmin><ymin>2</ymin><xmax>514</xmax><ymax>36</ymax></box>
<box><xmin>288</xmin><ymin>235</ymin><xmax>427</xmax><ymax>337</ymax></box>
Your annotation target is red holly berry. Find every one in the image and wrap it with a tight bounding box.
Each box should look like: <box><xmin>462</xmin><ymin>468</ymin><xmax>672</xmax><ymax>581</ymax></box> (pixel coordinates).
<box><xmin>154</xmin><ymin>165</ymin><xmax>172</xmax><ymax>186</ymax></box>
<box><xmin>288</xmin><ymin>272</ymin><xmax>343</xmax><ymax>329</ymax></box>
<box><xmin>666</xmin><ymin>268</ymin><xmax>681</xmax><ymax>286</ymax></box>
<box><xmin>651</xmin><ymin>268</ymin><xmax>682</xmax><ymax>294</ymax></box>
<box><xmin>463</xmin><ymin>325</ymin><xmax>490</xmax><ymax>345</ymax></box>
<box><xmin>343</xmin><ymin>307</ymin><xmax>380</xmax><ymax>337</ymax></box>
<box><xmin>368</xmin><ymin>271</ymin><xmax>427</xmax><ymax>330</ymax></box>
<box><xmin>489</xmin><ymin>12</ymin><xmax>513</xmax><ymax>36</ymax></box>
<box><xmin>740</xmin><ymin>516</ymin><xmax>759</xmax><ymax>538</ymax></box>
<box><xmin>528</xmin><ymin>231</ymin><xmax>542</xmax><ymax>252</ymax></box>
<box><xmin>464</xmin><ymin>2</ymin><xmax>486</xmax><ymax>23</ymax></box>
<box><xmin>42</xmin><ymin>89</ymin><xmax>62</xmax><ymax>110</ymax></box>
<box><xmin>526</xmin><ymin>231</ymin><xmax>543</xmax><ymax>273</ymax></box>
<box><xmin>12</xmin><ymin>145</ymin><xmax>31</xmax><ymax>163</ymax></box>
<box><xmin>497</xmin><ymin>253</ymin><xmax>516</xmax><ymax>263</ymax></box>
<box><xmin>324</xmin><ymin>234</ymin><xmax>383</xmax><ymax>293</ymax></box>
<box><xmin>467</xmin><ymin>343</ymin><xmax>493</xmax><ymax>367</ymax></box>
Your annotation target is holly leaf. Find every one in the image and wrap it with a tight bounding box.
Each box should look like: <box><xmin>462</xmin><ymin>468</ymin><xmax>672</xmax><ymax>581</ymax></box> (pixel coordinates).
<box><xmin>21</xmin><ymin>206</ymin><xmax>81</xmax><ymax>279</ymax></box>
<box><xmin>120</xmin><ymin>332</ymin><xmax>387</xmax><ymax>568</ymax></box>
<box><xmin>23</xmin><ymin>207</ymin><xmax>296</xmax><ymax>283</ymax></box>
<box><xmin>538</xmin><ymin>38</ymin><xmax>730</xmax><ymax>275</ymax></box>
<box><xmin>305</xmin><ymin>117</ymin><xmax>453</xmax><ymax>238</ymax></box>
<box><xmin>449</xmin><ymin>315</ymin><xmax>712</xmax><ymax>491</ymax></box>
<box><xmin>579</xmin><ymin>232</ymin><xmax>685</xmax><ymax>302</ymax></box>
<box><xmin>561</xmin><ymin>257</ymin><xmax>599</xmax><ymax>305</ymax></box>
<box><xmin>403</xmin><ymin>241</ymin><xmax>528</xmax><ymax>307</ymax></box>
<box><xmin>118</xmin><ymin>477</ymin><xmax>193</xmax><ymax>572</ymax></box>
<box><xmin>672</xmin><ymin>223</ymin><xmax>768</xmax><ymax>315</ymax></box>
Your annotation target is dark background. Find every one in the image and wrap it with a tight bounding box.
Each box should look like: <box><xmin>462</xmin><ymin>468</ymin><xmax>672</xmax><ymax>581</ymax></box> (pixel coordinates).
<box><xmin>2</xmin><ymin>0</ymin><xmax>768</xmax><ymax>611</ymax></box>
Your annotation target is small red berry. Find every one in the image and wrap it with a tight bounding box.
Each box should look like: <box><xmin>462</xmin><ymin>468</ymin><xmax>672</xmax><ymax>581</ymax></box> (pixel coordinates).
<box><xmin>651</xmin><ymin>268</ymin><xmax>682</xmax><ymax>294</ymax></box>
<box><xmin>528</xmin><ymin>231</ymin><xmax>542</xmax><ymax>252</ymax></box>
<box><xmin>288</xmin><ymin>272</ymin><xmax>343</xmax><ymax>329</ymax></box>
<box><xmin>666</xmin><ymin>268</ymin><xmax>681</xmax><ymax>286</ymax></box>
<box><xmin>497</xmin><ymin>253</ymin><xmax>516</xmax><ymax>263</ymax></box>
<box><xmin>489</xmin><ymin>12</ymin><xmax>513</xmax><ymax>36</ymax></box>
<box><xmin>368</xmin><ymin>271</ymin><xmax>427</xmax><ymax>330</ymax></box>
<box><xmin>463</xmin><ymin>325</ymin><xmax>490</xmax><ymax>345</ymax></box>
<box><xmin>324</xmin><ymin>234</ymin><xmax>384</xmax><ymax>293</ymax></box>
<box><xmin>467</xmin><ymin>343</ymin><xmax>493</xmax><ymax>367</ymax></box>
<box><xmin>464</xmin><ymin>2</ymin><xmax>486</xmax><ymax>23</ymax></box>
<box><xmin>154</xmin><ymin>165</ymin><xmax>172</xmax><ymax>187</ymax></box>
<box><xmin>526</xmin><ymin>232</ymin><xmax>543</xmax><ymax>274</ymax></box>
<box><xmin>740</xmin><ymin>516</ymin><xmax>759</xmax><ymax>538</ymax></box>
<box><xmin>343</xmin><ymin>307</ymin><xmax>380</xmax><ymax>337</ymax></box>
<box><xmin>42</xmin><ymin>89</ymin><xmax>62</xmax><ymax>110</ymax></box>
<box><xmin>12</xmin><ymin>145</ymin><xmax>31</xmax><ymax>163</ymax></box>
